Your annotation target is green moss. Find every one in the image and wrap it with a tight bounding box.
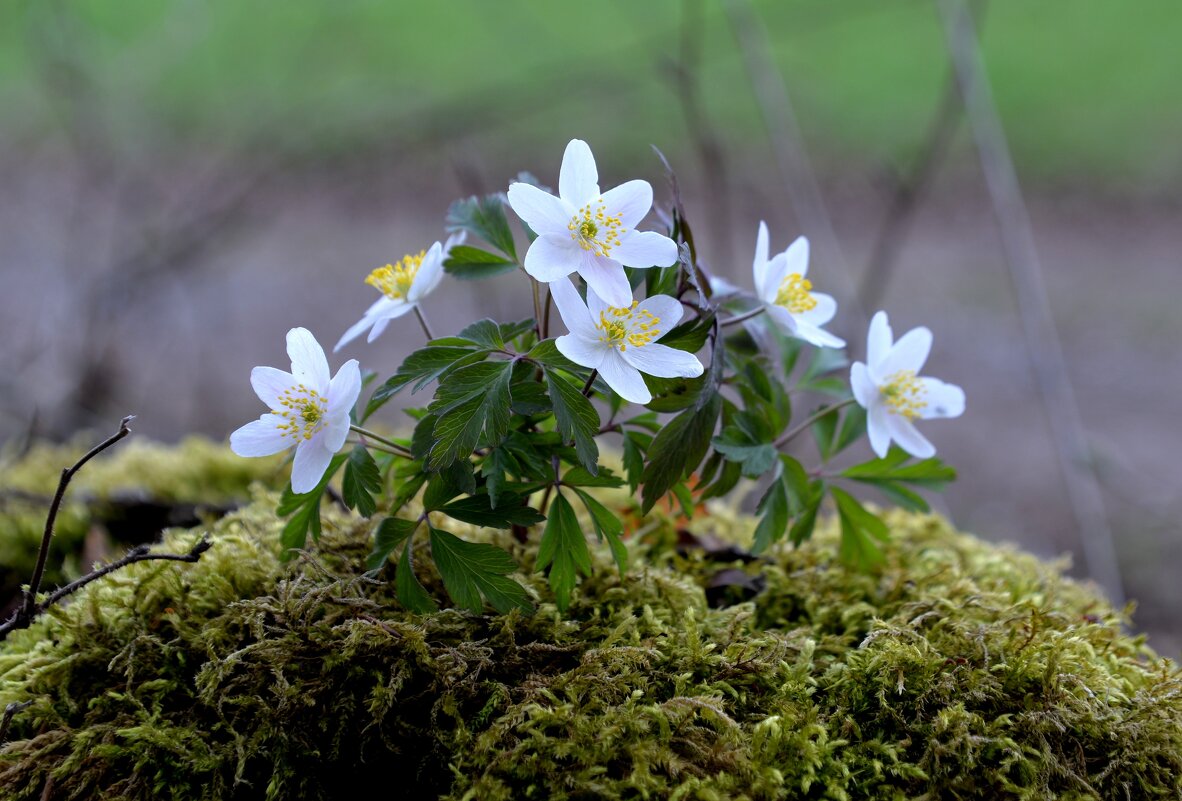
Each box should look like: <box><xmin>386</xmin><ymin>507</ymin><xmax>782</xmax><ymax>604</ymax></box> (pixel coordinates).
<box><xmin>0</xmin><ymin>443</ymin><xmax>1179</xmax><ymax>800</ymax></box>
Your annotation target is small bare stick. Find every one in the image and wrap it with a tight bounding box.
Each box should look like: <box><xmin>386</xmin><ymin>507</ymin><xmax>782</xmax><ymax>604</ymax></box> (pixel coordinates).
<box><xmin>0</xmin><ymin>701</ymin><xmax>32</xmax><ymax>745</ymax></box>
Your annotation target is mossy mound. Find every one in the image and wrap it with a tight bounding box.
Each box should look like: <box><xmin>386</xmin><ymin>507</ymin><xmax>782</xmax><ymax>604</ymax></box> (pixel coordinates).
<box><xmin>1</xmin><ymin>444</ymin><xmax>1180</xmax><ymax>800</ymax></box>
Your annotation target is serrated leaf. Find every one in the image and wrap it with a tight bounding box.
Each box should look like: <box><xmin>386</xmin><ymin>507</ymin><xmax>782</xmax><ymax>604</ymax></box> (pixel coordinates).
<box><xmin>423</xmin><ymin>460</ymin><xmax>476</xmax><ymax>510</ymax></box>
<box><xmin>658</xmin><ymin>313</ymin><xmax>714</xmax><ymax>353</ymax></box>
<box><xmin>643</xmin><ymin>373</ymin><xmax>706</xmax><ymax>412</ymax></box>
<box><xmin>395</xmin><ymin>539</ymin><xmax>438</xmax><ymax>613</ymax></box>
<box><xmin>365</xmin><ymin>516</ymin><xmax>419</xmax><ymax>571</ymax></box>
<box><xmin>831</xmin><ymin>487</ymin><xmax>889</xmax><ymax>570</ymax></box>
<box><xmin>571</xmin><ymin>487</ymin><xmax>628</xmax><ymax>576</ymax></box>
<box><xmin>811</xmin><ymin>406</ymin><xmax>840</xmax><ymax>462</ymax></box>
<box><xmin>437</xmin><ymin>493</ymin><xmax>546</xmax><ymax>529</ymax></box>
<box><xmin>712</xmin><ymin>429</ymin><xmax>777</xmax><ymax>478</ymax></box>
<box><xmin>342</xmin><ymin>445</ymin><xmax>381</xmax><ymax>517</ymax></box>
<box><xmin>428</xmin><ymin>525</ymin><xmax>532</xmax><ymax>614</ymax></box>
<box><xmin>841</xmin><ymin>450</ymin><xmax>956</xmax><ymax>486</ymax></box>
<box><xmin>526</xmin><ymin>339</ymin><xmax>582</xmax><ymax>371</ymax></box>
<box><xmin>640</xmin><ymin>393</ymin><xmax>721</xmax><ymax>513</ymax></box>
<box><xmin>788</xmin><ymin>481</ymin><xmax>824</xmax><ymax>547</ymax></box>
<box><xmin>561</xmin><ymin>466</ymin><xmax>624</xmax><ymax>488</ymax></box>
<box><xmin>753</xmin><ymin>473</ymin><xmax>790</xmax><ymax>553</ymax></box>
<box><xmin>622</xmin><ymin>431</ymin><xmax>646</xmax><ymax>493</ymax></box>
<box><xmin>365</xmin><ymin>346</ymin><xmax>488</xmax><ymax>420</ymax></box>
<box><xmin>443</xmin><ymin>245</ymin><xmax>518</xmax><ymax>280</ymax></box>
<box><xmin>428</xmin><ymin>361</ymin><xmax>513</xmax><ymax>469</ymax></box>
<box><xmin>535</xmin><ymin>492</ymin><xmax>592</xmax><ymax>612</ymax></box>
<box><xmin>455</xmin><ymin>319</ymin><xmax>506</xmax><ymax>350</ymax></box>
<box><xmin>276</xmin><ymin>453</ymin><xmax>348</xmax><ymax>558</ymax></box>
<box><xmin>446</xmin><ymin>194</ymin><xmax>518</xmax><ymax>260</ymax></box>
<box><xmin>544</xmin><ymin>367</ymin><xmax>599</xmax><ymax>473</ymax></box>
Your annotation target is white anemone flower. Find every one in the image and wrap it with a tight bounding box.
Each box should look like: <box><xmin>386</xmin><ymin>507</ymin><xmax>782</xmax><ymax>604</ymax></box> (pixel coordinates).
<box><xmin>507</xmin><ymin>139</ymin><xmax>678</xmax><ymax>308</ymax></box>
<box><xmin>752</xmin><ymin>223</ymin><xmax>845</xmax><ymax>349</ymax></box>
<box><xmin>550</xmin><ymin>278</ymin><xmax>703</xmax><ymax>405</ymax></box>
<box><xmin>850</xmin><ymin>311</ymin><xmax>965</xmax><ymax>459</ymax></box>
<box><xmin>334</xmin><ymin>232</ymin><xmax>464</xmax><ymax>351</ymax></box>
<box><xmin>231</xmin><ymin>327</ymin><xmax>362</xmax><ymax>493</ymax></box>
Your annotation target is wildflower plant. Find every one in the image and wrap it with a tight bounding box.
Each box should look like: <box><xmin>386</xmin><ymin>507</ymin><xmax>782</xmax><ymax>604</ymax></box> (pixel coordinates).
<box><xmin>231</xmin><ymin>139</ymin><xmax>964</xmax><ymax>613</ymax></box>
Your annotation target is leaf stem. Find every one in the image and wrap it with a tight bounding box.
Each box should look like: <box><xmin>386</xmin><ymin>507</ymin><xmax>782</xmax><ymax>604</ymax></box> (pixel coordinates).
<box><xmin>413</xmin><ymin>305</ymin><xmax>436</xmax><ymax>341</ymax></box>
<box><xmin>530</xmin><ymin>277</ymin><xmax>544</xmax><ymax>336</ymax></box>
<box><xmin>542</xmin><ymin>285</ymin><xmax>553</xmax><ymax>339</ymax></box>
<box><xmin>349</xmin><ymin>425</ymin><xmax>413</xmax><ymax>458</ymax></box>
<box><xmin>774</xmin><ymin>397</ymin><xmax>856</xmax><ymax>449</ymax></box>
<box><xmin>581</xmin><ymin>369</ymin><xmax>598</xmax><ymax>397</ymax></box>
<box><xmin>718</xmin><ymin>306</ymin><xmax>766</xmax><ymax>327</ymax></box>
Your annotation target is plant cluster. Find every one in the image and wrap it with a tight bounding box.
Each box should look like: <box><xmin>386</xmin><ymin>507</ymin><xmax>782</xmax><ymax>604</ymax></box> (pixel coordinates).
<box><xmin>230</xmin><ymin>139</ymin><xmax>965</xmax><ymax>613</ymax></box>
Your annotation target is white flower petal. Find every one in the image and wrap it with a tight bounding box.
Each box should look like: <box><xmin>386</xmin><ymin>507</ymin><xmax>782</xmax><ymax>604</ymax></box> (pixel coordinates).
<box><xmin>867</xmin><ymin>403</ymin><xmax>892</xmax><ymax>459</ymax></box>
<box><xmin>621</xmin><ymin>343</ymin><xmax>703</xmax><ymax>379</ymax></box>
<box><xmin>555</xmin><ymin>333</ymin><xmax>606</xmax><ymax>370</ymax></box>
<box><xmin>291</xmin><ymin>439</ymin><xmax>335</xmax><ymax>495</ymax></box>
<box><xmin>634</xmin><ymin>294</ymin><xmax>683</xmax><ymax>338</ymax></box>
<box><xmin>783</xmin><ymin>236</ymin><xmax>809</xmax><ymax>278</ymax></box>
<box><xmin>919</xmin><ymin>378</ymin><xmax>965</xmax><ymax>420</ymax></box>
<box><xmin>879</xmin><ymin>326</ymin><xmax>932</xmax><ymax>377</ymax></box>
<box><xmin>251</xmin><ymin>366</ymin><xmax>295</xmax><ymax>407</ymax></box>
<box><xmin>867</xmin><ymin>311</ymin><xmax>893</xmax><ymax>369</ymax></box>
<box><xmin>850</xmin><ymin>362</ymin><xmax>875</xmax><ymax>409</ymax></box>
<box><xmin>752</xmin><ymin>221</ymin><xmax>770</xmax><ymax>290</ymax></box>
<box><xmin>797</xmin><ymin>292</ymin><xmax>837</xmax><ymax>327</ymax></box>
<box><xmin>524</xmin><ymin>234</ymin><xmax>580</xmax><ymax>282</ymax></box>
<box><xmin>507</xmin><ymin>182</ymin><xmax>572</xmax><ymax>236</ymax></box>
<box><xmin>559</xmin><ymin>139</ymin><xmax>599</xmax><ymax>206</ymax></box>
<box><xmin>366</xmin><ymin>314</ymin><xmax>400</xmax><ymax>343</ymax></box>
<box><xmin>408</xmin><ymin>241</ymin><xmax>444</xmax><ymax>302</ymax></box>
<box><xmin>549</xmin><ymin>277</ymin><xmax>597</xmax><ymax>337</ymax></box>
<box><xmin>597</xmin><ymin>349</ymin><xmax>651</xmax><ymax>404</ymax></box>
<box><xmin>230</xmin><ymin>416</ymin><xmax>290</xmax><ymax>458</ymax></box>
<box><xmin>600</xmin><ymin>179</ymin><xmax>653</xmax><ymax>230</ymax></box>
<box><xmin>444</xmin><ymin>229</ymin><xmax>467</xmax><ymax>253</ymax></box>
<box><xmin>584</xmin><ymin>284</ymin><xmax>610</xmax><ymax>319</ymax></box>
<box><xmin>287</xmin><ymin>328</ymin><xmax>330</xmax><ymax>392</ymax></box>
<box><xmin>335</xmin><ymin>315</ymin><xmax>376</xmax><ymax>352</ymax></box>
<box><xmin>759</xmin><ymin>252</ymin><xmax>790</xmax><ymax>303</ymax></box>
<box><xmin>886</xmin><ymin>415</ymin><xmax>936</xmax><ymax>459</ymax></box>
<box><xmin>323</xmin><ymin>413</ymin><xmax>351</xmax><ymax>453</ymax></box>
<box><xmin>576</xmin><ymin>256</ymin><xmax>633</xmax><ymax>308</ymax></box>
<box><xmin>794</xmin><ymin>321</ymin><xmax>846</xmax><ymax>349</ymax></box>
<box><xmin>764</xmin><ymin>304</ymin><xmax>800</xmax><ymax>335</ymax></box>
<box><xmin>328</xmin><ymin>358</ymin><xmax>362</xmax><ymax>417</ymax></box>
<box><xmin>612</xmin><ymin>230</ymin><xmax>678</xmax><ymax>269</ymax></box>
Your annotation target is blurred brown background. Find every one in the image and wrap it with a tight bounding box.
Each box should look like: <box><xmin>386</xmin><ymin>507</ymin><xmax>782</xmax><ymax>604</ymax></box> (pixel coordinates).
<box><xmin>1</xmin><ymin>1</ymin><xmax>1179</xmax><ymax>649</ymax></box>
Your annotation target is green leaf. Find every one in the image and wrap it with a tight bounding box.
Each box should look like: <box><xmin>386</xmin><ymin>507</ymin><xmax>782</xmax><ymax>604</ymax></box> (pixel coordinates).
<box><xmin>366</xmin><ymin>345</ymin><xmax>488</xmax><ymax>419</ymax></box>
<box><xmin>643</xmin><ymin>374</ymin><xmax>706</xmax><ymax>412</ymax></box>
<box><xmin>752</xmin><ymin>471</ymin><xmax>790</xmax><ymax>553</ymax></box>
<box><xmin>526</xmin><ymin>339</ymin><xmax>582</xmax><ymax>372</ymax></box>
<box><xmin>571</xmin><ymin>487</ymin><xmax>628</xmax><ymax>576</ymax></box>
<box><xmin>788</xmin><ymin>485</ymin><xmax>823</xmax><ymax>547</ymax></box>
<box><xmin>841</xmin><ymin>450</ymin><xmax>957</xmax><ymax>486</ymax></box>
<box><xmin>423</xmin><ymin>460</ymin><xmax>476</xmax><ymax>510</ymax></box>
<box><xmin>811</xmin><ymin>406</ymin><xmax>840</xmax><ymax>462</ymax></box>
<box><xmin>561</xmin><ymin>466</ymin><xmax>625</xmax><ymax>488</ymax></box>
<box><xmin>428</xmin><ymin>525</ymin><xmax>532</xmax><ymax>614</ymax></box>
<box><xmin>455</xmin><ymin>319</ymin><xmax>507</xmax><ymax>350</ymax></box>
<box><xmin>395</xmin><ymin>538</ymin><xmax>438</xmax><ymax>613</ymax></box>
<box><xmin>342</xmin><ymin>445</ymin><xmax>381</xmax><ymax>517</ymax></box>
<box><xmin>446</xmin><ymin>194</ymin><xmax>518</xmax><ymax>260</ymax></box>
<box><xmin>437</xmin><ymin>493</ymin><xmax>546</xmax><ymax>529</ymax></box>
<box><xmin>658</xmin><ymin>313</ymin><xmax>714</xmax><ymax>353</ymax></box>
<box><xmin>833</xmin><ymin>404</ymin><xmax>867</xmax><ymax>455</ymax></box>
<box><xmin>712</xmin><ymin>428</ymin><xmax>777</xmax><ymax>478</ymax></box>
<box><xmin>428</xmin><ymin>361</ymin><xmax>513</xmax><ymax>469</ymax></box>
<box><xmin>365</xmin><ymin>516</ymin><xmax>420</xmax><ymax>571</ymax></box>
<box><xmin>621</xmin><ymin>431</ymin><xmax>647</xmax><ymax>494</ymax></box>
<box><xmin>544</xmin><ymin>367</ymin><xmax>600</xmax><ymax>473</ymax></box>
<box><xmin>831</xmin><ymin>487</ymin><xmax>889</xmax><ymax>570</ymax></box>
<box><xmin>535</xmin><ymin>492</ymin><xmax>592</xmax><ymax>612</ymax></box>
<box><xmin>276</xmin><ymin>453</ymin><xmax>348</xmax><ymax>557</ymax></box>
<box><xmin>443</xmin><ymin>245</ymin><xmax>518</xmax><ymax>280</ymax></box>
<box><xmin>640</xmin><ymin>393</ymin><xmax>721</xmax><ymax>513</ymax></box>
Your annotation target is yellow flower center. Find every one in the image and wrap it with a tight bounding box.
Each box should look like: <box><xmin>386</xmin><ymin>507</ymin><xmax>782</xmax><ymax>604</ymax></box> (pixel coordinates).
<box><xmin>273</xmin><ymin>384</ymin><xmax>328</xmax><ymax>441</ymax></box>
<box><xmin>597</xmin><ymin>301</ymin><xmax>660</xmax><ymax>352</ymax></box>
<box><xmin>365</xmin><ymin>250</ymin><xmax>425</xmax><ymax>300</ymax></box>
<box><xmin>880</xmin><ymin>370</ymin><xmax>927</xmax><ymax>419</ymax></box>
<box><xmin>775</xmin><ymin>273</ymin><xmax>817</xmax><ymax>314</ymax></box>
<box><xmin>569</xmin><ymin>198</ymin><xmax>623</xmax><ymax>257</ymax></box>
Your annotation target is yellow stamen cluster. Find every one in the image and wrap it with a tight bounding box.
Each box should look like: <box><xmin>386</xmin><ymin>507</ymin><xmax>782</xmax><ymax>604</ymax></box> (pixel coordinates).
<box><xmin>569</xmin><ymin>198</ymin><xmax>623</xmax><ymax>257</ymax></box>
<box><xmin>597</xmin><ymin>301</ymin><xmax>660</xmax><ymax>351</ymax></box>
<box><xmin>365</xmin><ymin>250</ymin><xmax>425</xmax><ymax>300</ymax></box>
<box><xmin>880</xmin><ymin>370</ymin><xmax>927</xmax><ymax>419</ymax></box>
<box><xmin>273</xmin><ymin>384</ymin><xmax>327</xmax><ymax>441</ymax></box>
<box><xmin>775</xmin><ymin>273</ymin><xmax>817</xmax><ymax>314</ymax></box>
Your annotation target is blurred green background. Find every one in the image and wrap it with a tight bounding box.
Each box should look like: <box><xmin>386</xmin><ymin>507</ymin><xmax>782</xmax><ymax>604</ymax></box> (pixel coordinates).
<box><xmin>1</xmin><ymin>1</ymin><xmax>1179</xmax><ymax>647</ymax></box>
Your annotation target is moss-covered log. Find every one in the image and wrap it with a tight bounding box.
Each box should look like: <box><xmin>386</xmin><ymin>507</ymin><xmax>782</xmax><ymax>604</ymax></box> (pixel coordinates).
<box><xmin>0</xmin><ymin>440</ymin><xmax>1179</xmax><ymax>800</ymax></box>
